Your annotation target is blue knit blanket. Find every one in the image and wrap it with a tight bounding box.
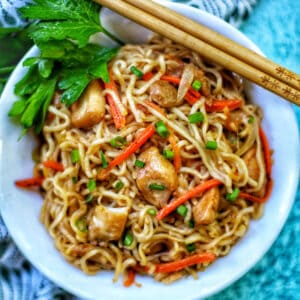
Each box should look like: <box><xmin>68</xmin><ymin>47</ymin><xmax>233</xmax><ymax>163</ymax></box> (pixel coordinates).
<box><xmin>0</xmin><ymin>1</ymin><xmax>299</xmax><ymax>299</ymax></box>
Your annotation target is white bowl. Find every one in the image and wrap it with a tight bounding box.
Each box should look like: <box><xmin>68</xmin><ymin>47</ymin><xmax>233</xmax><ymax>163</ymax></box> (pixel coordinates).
<box><xmin>0</xmin><ymin>2</ymin><xmax>299</xmax><ymax>300</ymax></box>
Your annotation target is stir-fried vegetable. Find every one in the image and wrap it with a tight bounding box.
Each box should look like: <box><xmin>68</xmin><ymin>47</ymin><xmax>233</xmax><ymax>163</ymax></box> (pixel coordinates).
<box><xmin>43</xmin><ymin>160</ymin><xmax>64</xmax><ymax>172</ymax></box>
<box><xmin>15</xmin><ymin>177</ymin><xmax>44</xmax><ymax>188</ymax></box>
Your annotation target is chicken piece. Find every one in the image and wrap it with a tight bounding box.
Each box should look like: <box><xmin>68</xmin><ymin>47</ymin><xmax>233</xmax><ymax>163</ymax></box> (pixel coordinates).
<box><xmin>136</xmin><ymin>147</ymin><xmax>178</xmax><ymax>208</ymax></box>
<box><xmin>242</xmin><ymin>146</ymin><xmax>266</xmax><ymax>197</ymax></box>
<box><xmin>87</xmin><ymin>205</ymin><xmax>128</xmax><ymax>241</ymax></box>
<box><xmin>150</xmin><ymin>80</ymin><xmax>182</xmax><ymax>108</ymax></box>
<box><xmin>192</xmin><ymin>186</ymin><xmax>220</xmax><ymax>225</ymax></box>
<box><xmin>71</xmin><ymin>80</ymin><xmax>105</xmax><ymax>129</ymax></box>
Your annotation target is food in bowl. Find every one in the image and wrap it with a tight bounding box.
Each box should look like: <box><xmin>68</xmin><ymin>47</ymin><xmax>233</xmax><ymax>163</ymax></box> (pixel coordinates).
<box><xmin>12</xmin><ymin>33</ymin><xmax>272</xmax><ymax>285</ymax></box>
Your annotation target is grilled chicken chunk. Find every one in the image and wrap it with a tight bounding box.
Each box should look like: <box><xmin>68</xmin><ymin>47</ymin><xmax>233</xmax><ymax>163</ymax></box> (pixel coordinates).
<box><xmin>150</xmin><ymin>80</ymin><xmax>182</xmax><ymax>108</ymax></box>
<box><xmin>71</xmin><ymin>80</ymin><xmax>105</xmax><ymax>128</ymax></box>
<box><xmin>192</xmin><ymin>187</ymin><xmax>220</xmax><ymax>225</ymax></box>
<box><xmin>136</xmin><ymin>147</ymin><xmax>178</xmax><ymax>208</ymax></box>
<box><xmin>87</xmin><ymin>205</ymin><xmax>128</xmax><ymax>241</ymax></box>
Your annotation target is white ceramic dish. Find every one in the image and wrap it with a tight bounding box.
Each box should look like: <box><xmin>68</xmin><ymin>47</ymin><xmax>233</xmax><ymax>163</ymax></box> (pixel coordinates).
<box><xmin>0</xmin><ymin>2</ymin><xmax>299</xmax><ymax>300</ymax></box>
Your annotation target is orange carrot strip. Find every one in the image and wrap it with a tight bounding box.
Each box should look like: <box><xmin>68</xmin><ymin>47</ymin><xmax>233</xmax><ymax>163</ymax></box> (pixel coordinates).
<box><xmin>123</xmin><ymin>268</ymin><xmax>136</xmax><ymax>287</ymax></box>
<box><xmin>205</xmin><ymin>99</ymin><xmax>242</xmax><ymax>112</ymax></box>
<box><xmin>184</xmin><ymin>91</ymin><xmax>200</xmax><ymax>105</ymax></box>
<box><xmin>169</xmin><ymin>133</ymin><xmax>181</xmax><ymax>172</ymax></box>
<box><xmin>239</xmin><ymin>179</ymin><xmax>273</xmax><ymax>203</ymax></box>
<box><xmin>98</xmin><ymin>124</ymin><xmax>156</xmax><ymax>179</ymax></box>
<box><xmin>143</xmin><ymin>72</ymin><xmax>154</xmax><ymax>81</ymax></box>
<box><xmin>43</xmin><ymin>160</ymin><xmax>64</xmax><ymax>172</ymax></box>
<box><xmin>155</xmin><ymin>253</ymin><xmax>216</xmax><ymax>273</ymax></box>
<box><xmin>144</xmin><ymin>100</ymin><xmax>166</xmax><ymax>116</ymax></box>
<box><xmin>157</xmin><ymin>179</ymin><xmax>222</xmax><ymax>220</ymax></box>
<box><xmin>104</xmin><ymin>71</ymin><xmax>126</xmax><ymax>129</ymax></box>
<box><xmin>15</xmin><ymin>177</ymin><xmax>44</xmax><ymax>188</ymax></box>
<box><xmin>259</xmin><ymin>127</ymin><xmax>272</xmax><ymax>177</ymax></box>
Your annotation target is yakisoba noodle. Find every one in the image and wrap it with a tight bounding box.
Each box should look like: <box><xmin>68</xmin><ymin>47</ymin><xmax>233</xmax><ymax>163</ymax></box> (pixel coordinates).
<box><xmin>34</xmin><ymin>36</ymin><xmax>272</xmax><ymax>285</ymax></box>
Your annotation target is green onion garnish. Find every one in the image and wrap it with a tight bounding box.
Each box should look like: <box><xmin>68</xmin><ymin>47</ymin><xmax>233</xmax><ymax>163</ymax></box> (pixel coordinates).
<box><xmin>176</xmin><ymin>204</ymin><xmax>188</xmax><ymax>217</ymax></box>
<box><xmin>205</xmin><ymin>140</ymin><xmax>218</xmax><ymax>150</ymax></box>
<box><xmin>75</xmin><ymin>219</ymin><xmax>87</xmax><ymax>233</ymax></box>
<box><xmin>186</xmin><ymin>243</ymin><xmax>196</xmax><ymax>252</ymax></box>
<box><xmin>147</xmin><ymin>208</ymin><xmax>157</xmax><ymax>216</ymax></box>
<box><xmin>71</xmin><ymin>149</ymin><xmax>80</xmax><ymax>164</ymax></box>
<box><xmin>86</xmin><ymin>194</ymin><xmax>93</xmax><ymax>203</ymax></box>
<box><xmin>87</xmin><ymin>179</ymin><xmax>96</xmax><ymax>192</ymax></box>
<box><xmin>110</xmin><ymin>136</ymin><xmax>126</xmax><ymax>148</ymax></box>
<box><xmin>135</xmin><ymin>160</ymin><xmax>145</xmax><ymax>168</ymax></box>
<box><xmin>188</xmin><ymin>219</ymin><xmax>195</xmax><ymax>228</ymax></box>
<box><xmin>163</xmin><ymin>149</ymin><xmax>174</xmax><ymax>160</ymax></box>
<box><xmin>130</xmin><ymin>65</ymin><xmax>144</xmax><ymax>78</ymax></box>
<box><xmin>226</xmin><ymin>188</ymin><xmax>240</xmax><ymax>202</ymax></box>
<box><xmin>149</xmin><ymin>183</ymin><xmax>166</xmax><ymax>191</ymax></box>
<box><xmin>123</xmin><ymin>232</ymin><xmax>133</xmax><ymax>246</ymax></box>
<box><xmin>248</xmin><ymin>116</ymin><xmax>255</xmax><ymax>124</ymax></box>
<box><xmin>188</xmin><ymin>112</ymin><xmax>204</xmax><ymax>124</ymax></box>
<box><xmin>100</xmin><ymin>151</ymin><xmax>108</xmax><ymax>169</ymax></box>
<box><xmin>155</xmin><ymin>120</ymin><xmax>170</xmax><ymax>138</ymax></box>
<box><xmin>72</xmin><ymin>177</ymin><xmax>77</xmax><ymax>184</ymax></box>
<box><xmin>114</xmin><ymin>180</ymin><xmax>124</xmax><ymax>191</ymax></box>
<box><xmin>191</xmin><ymin>80</ymin><xmax>202</xmax><ymax>91</ymax></box>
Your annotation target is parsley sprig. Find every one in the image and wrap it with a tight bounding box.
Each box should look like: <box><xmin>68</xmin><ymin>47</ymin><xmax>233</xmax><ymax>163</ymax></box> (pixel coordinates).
<box><xmin>8</xmin><ymin>0</ymin><xmax>122</xmax><ymax>137</ymax></box>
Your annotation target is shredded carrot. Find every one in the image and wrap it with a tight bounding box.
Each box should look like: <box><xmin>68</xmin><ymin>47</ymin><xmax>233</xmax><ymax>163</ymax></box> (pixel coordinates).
<box><xmin>98</xmin><ymin>124</ymin><xmax>156</xmax><ymax>179</ymax></box>
<box><xmin>239</xmin><ymin>179</ymin><xmax>273</xmax><ymax>203</ymax></box>
<box><xmin>144</xmin><ymin>100</ymin><xmax>166</xmax><ymax>116</ymax></box>
<box><xmin>15</xmin><ymin>177</ymin><xmax>44</xmax><ymax>188</ymax></box>
<box><xmin>155</xmin><ymin>253</ymin><xmax>216</xmax><ymax>273</ymax></box>
<box><xmin>104</xmin><ymin>70</ymin><xmax>126</xmax><ymax>129</ymax></box>
<box><xmin>169</xmin><ymin>133</ymin><xmax>181</xmax><ymax>172</ymax></box>
<box><xmin>157</xmin><ymin>179</ymin><xmax>222</xmax><ymax>220</ymax></box>
<box><xmin>259</xmin><ymin>127</ymin><xmax>272</xmax><ymax>177</ymax></box>
<box><xmin>43</xmin><ymin>160</ymin><xmax>64</xmax><ymax>172</ymax></box>
<box><xmin>143</xmin><ymin>72</ymin><xmax>154</xmax><ymax>81</ymax></box>
<box><xmin>205</xmin><ymin>99</ymin><xmax>242</xmax><ymax>112</ymax></box>
<box><xmin>123</xmin><ymin>268</ymin><xmax>136</xmax><ymax>287</ymax></box>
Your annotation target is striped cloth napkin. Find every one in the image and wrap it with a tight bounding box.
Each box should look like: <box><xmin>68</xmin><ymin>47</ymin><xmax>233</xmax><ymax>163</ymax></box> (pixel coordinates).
<box><xmin>9</xmin><ymin>1</ymin><xmax>300</xmax><ymax>300</ymax></box>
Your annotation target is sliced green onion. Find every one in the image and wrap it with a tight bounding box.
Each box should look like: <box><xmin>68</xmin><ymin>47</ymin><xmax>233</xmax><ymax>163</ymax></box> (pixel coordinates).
<box><xmin>205</xmin><ymin>140</ymin><xmax>218</xmax><ymax>150</ymax></box>
<box><xmin>110</xmin><ymin>136</ymin><xmax>126</xmax><ymax>148</ymax></box>
<box><xmin>149</xmin><ymin>183</ymin><xmax>166</xmax><ymax>191</ymax></box>
<box><xmin>226</xmin><ymin>188</ymin><xmax>240</xmax><ymax>202</ymax></box>
<box><xmin>248</xmin><ymin>116</ymin><xmax>255</xmax><ymax>124</ymax></box>
<box><xmin>130</xmin><ymin>65</ymin><xmax>144</xmax><ymax>78</ymax></box>
<box><xmin>188</xmin><ymin>112</ymin><xmax>204</xmax><ymax>124</ymax></box>
<box><xmin>75</xmin><ymin>219</ymin><xmax>87</xmax><ymax>233</ymax></box>
<box><xmin>188</xmin><ymin>219</ymin><xmax>195</xmax><ymax>228</ymax></box>
<box><xmin>186</xmin><ymin>243</ymin><xmax>196</xmax><ymax>252</ymax></box>
<box><xmin>86</xmin><ymin>194</ymin><xmax>93</xmax><ymax>203</ymax></box>
<box><xmin>87</xmin><ymin>179</ymin><xmax>96</xmax><ymax>192</ymax></box>
<box><xmin>100</xmin><ymin>150</ymin><xmax>108</xmax><ymax>169</ymax></box>
<box><xmin>163</xmin><ymin>149</ymin><xmax>174</xmax><ymax>160</ymax></box>
<box><xmin>114</xmin><ymin>180</ymin><xmax>124</xmax><ymax>191</ymax></box>
<box><xmin>155</xmin><ymin>121</ymin><xmax>170</xmax><ymax>138</ymax></box>
<box><xmin>191</xmin><ymin>80</ymin><xmax>202</xmax><ymax>91</ymax></box>
<box><xmin>135</xmin><ymin>159</ymin><xmax>145</xmax><ymax>168</ymax></box>
<box><xmin>147</xmin><ymin>208</ymin><xmax>157</xmax><ymax>216</ymax></box>
<box><xmin>176</xmin><ymin>204</ymin><xmax>188</xmax><ymax>217</ymax></box>
<box><xmin>71</xmin><ymin>149</ymin><xmax>80</xmax><ymax>164</ymax></box>
<box><xmin>123</xmin><ymin>232</ymin><xmax>133</xmax><ymax>246</ymax></box>
<box><xmin>72</xmin><ymin>177</ymin><xmax>78</xmax><ymax>184</ymax></box>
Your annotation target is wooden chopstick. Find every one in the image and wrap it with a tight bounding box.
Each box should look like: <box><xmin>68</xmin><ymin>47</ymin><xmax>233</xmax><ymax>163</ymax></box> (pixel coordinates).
<box><xmin>125</xmin><ymin>0</ymin><xmax>300</xmax><ymax>91</ymax></box>
<box><xmin>94</xmin><ymin>0</ymin><xmax>300</xmax><ymax>106</ymax></box>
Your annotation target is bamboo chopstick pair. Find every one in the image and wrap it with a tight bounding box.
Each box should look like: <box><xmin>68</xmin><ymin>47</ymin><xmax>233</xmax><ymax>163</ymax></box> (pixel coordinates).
<box><xmin>94</xmin><ymin>0</ymin><xmax>300</xmax><ymax>106</ymax></box>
